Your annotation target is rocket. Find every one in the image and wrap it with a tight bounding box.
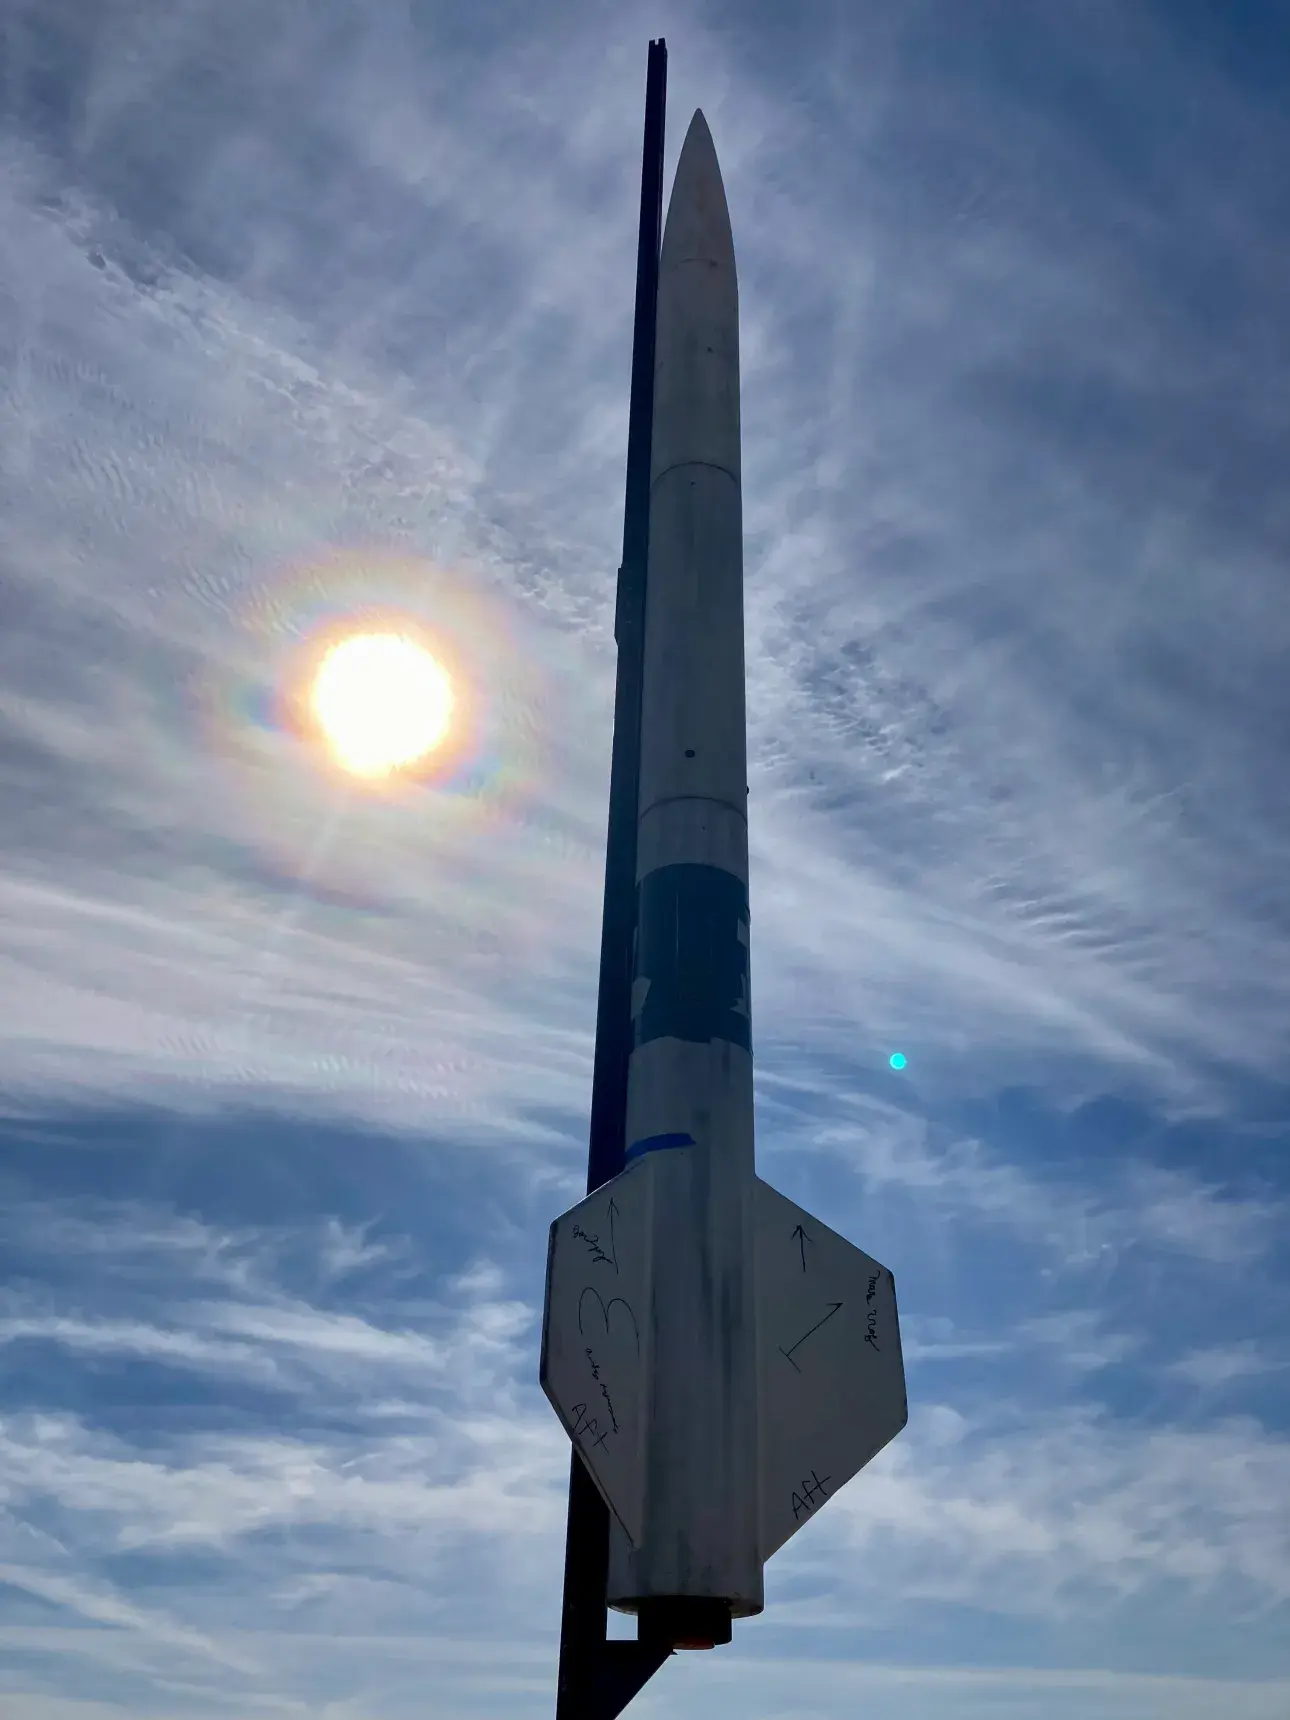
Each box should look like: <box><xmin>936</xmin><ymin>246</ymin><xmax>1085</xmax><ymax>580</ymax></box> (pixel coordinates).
<box><xmin>541</xmin><ymin>109</ymin><xmax>907</xmax><ymax>1652</ymax></box>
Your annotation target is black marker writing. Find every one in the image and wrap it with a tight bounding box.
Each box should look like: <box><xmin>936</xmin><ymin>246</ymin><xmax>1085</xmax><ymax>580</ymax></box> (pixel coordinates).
<box><xmin>779</xmin><ymin>1302</ymin><xmax>843</xmax><ymax>1372</ymax></box>
<box><xmin>864</xmin><ymin>1273</ymin><xmax>881</xmax><ymax>1349</ymax></box>
<box><xmin>577</xmin><ymin>1285</ymin><xmax>641</xmax><ymax>1358</ymax></box>
<box><xmin>584</xmin><ymin>1345</ymin><xmax>619</xmax><ymax>1433</ymax></box>
<box><xmin>571</xmin><ymin>1198</ymin><xmax>621</xmax><ymax>1273</ymax></box>
<box><xmin>570</xmin><ymin>1402</ymin><xmax>610</xmax><ymax>1450</ymax></box>
<box><xmin>790</xmin><ymin>1469</ymin><xmax>833</xmax><ymax>1521</ymax></box>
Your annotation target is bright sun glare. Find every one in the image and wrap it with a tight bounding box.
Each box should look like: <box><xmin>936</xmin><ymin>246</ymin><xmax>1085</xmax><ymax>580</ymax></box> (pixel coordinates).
<box><xmin>311</xmin><ymin>632</ymin><xmax>453</xmax><ymax>778</ymax></box>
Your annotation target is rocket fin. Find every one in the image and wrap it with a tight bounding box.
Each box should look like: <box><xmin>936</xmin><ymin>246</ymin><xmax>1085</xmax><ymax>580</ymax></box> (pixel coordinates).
<box><xmin>754</xmin><ymin>1177</ymin><xmax>907</xmax><ymax>1560</ymax></box>
<box><xmin>540</xmin><ymin>1161</ymin><xmax>653</xmax><ymax>1547</ymax></box>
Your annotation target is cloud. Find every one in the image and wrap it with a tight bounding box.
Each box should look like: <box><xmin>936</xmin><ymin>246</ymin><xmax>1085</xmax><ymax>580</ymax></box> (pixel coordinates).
<box><xmin>793</xmin><ymin>1399</ymin><xmax>1290</xmax><ymax>1622</ymax></box>
<box><xmin>2</xmin><ymin>0</ymin><xmax>1290</xmax><ymax>1141</ymax></box>
<box><xmin>1128</xmin><ymin>1165</ymin><xmax>1279</xmax><ymax>1265</ymax></box>
<box><xmin>0</xmin><ymin>1312</ymin><xmax>282</xmax><ymax>1383</ymax></box>
<box><xmin>1168</xmin><ymin>1342</ymin><xmax>1284</xmax><ymax>1392</ymax></box>
<box><xmin>0</xmin><ymin>1180</ymin><xmax>1287</xmax><ymax>1714</ymax></box>
<box><xmin>317</xmin><ymin>1218</ymin><xmax>403</xmax><ymax>1280</ymax></box>
<box><xmin>2</xmin><ymin>1</ymin><xmax>1290</xmax><ymax>1715</ymax></box>
<box><xmin>1018</xmin><ymin>1311</ymin><xmax>1138</xmax><ymax>1374</ymax></box>
<box><xmin>644</xmin><ymin>1660</ymin><xmax>1290</xmax><ymax>1720</ymax></box>
<box><xmin>800</xmin><ymin>1088</ymin><xmax>1281</xmax><ymax>1273</ymax></box>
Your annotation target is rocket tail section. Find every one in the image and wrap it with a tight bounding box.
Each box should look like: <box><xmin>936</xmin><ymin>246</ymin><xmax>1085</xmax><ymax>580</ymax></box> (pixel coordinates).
<box><xmin>541</xmin><ymin>1163</ymin><xmax>908</xmax><ymax>1574</ymax></box>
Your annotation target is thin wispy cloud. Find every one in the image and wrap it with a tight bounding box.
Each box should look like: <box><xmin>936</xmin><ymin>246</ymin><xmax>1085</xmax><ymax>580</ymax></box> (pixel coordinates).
<box><xmin>1</xmin><ymin>1</ymin><xmax>1288</xmax><ymax>1715</ymax></box>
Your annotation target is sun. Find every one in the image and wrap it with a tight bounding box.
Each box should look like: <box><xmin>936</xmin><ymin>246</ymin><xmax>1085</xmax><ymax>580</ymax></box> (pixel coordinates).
<box><xmin>310</xmin><ymin>632</ymin><xmax>453</xmax><ymax>778</ymax></box>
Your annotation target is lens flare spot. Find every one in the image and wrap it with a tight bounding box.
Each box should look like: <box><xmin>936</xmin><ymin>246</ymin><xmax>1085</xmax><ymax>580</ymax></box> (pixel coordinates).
<box><xmin>311</xmin><ymin>633</ymin><xmax>453</xmax><ymax>778</ymax></box>
<box><xmin>889</xmin><ymin>1052</ymin><xmax>907</xmax><ymax>1071</ymax></box>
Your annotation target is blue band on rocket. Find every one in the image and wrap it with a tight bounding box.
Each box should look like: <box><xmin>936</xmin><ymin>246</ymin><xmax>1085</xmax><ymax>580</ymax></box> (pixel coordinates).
<box><xmin>626</xmin><ymin>1131</ymin><xmax>697</xmax><ymax>1162</ymax></box>
<box><xmin>633</xmin><ymin>863</ymin><xmax>751</xmax><ymax>1050</ymax></box>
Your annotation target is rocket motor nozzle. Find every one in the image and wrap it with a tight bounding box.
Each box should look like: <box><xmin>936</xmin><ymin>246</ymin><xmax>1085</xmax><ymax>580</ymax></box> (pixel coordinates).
<box><xmin>636</xmin><ymin>1596</ymin><xmax>733</xmax><ymax>1651</ymax></box>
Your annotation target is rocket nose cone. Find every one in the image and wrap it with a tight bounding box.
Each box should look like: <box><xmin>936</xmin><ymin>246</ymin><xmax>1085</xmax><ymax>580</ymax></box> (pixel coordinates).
<box><xmin>651</xmin><ymin>106</ymin><xmax>740</xmax><ymax>484</ymax></box>
<box><xmin>661</xmin><ymin>108</ymin><xmax>734</xmax><ymax>273</ymax></box>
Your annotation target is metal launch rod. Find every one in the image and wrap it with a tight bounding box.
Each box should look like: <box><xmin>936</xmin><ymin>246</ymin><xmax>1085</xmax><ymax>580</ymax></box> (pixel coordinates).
<box><xmin>553</xmin><ymin>37</ymin><xmax>669</xmax><ymax>1720</ymax></box>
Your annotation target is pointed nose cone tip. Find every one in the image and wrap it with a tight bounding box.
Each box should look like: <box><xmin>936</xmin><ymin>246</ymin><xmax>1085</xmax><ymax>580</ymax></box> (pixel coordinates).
<box><xmin>661</xmin><ymin>107</ymin><xmax>735</xmax><ymax>273</ymax></box>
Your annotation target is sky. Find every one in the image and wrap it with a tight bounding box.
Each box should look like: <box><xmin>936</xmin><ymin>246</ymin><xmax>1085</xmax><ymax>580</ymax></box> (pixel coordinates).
<box><xmin>1</xmin><ymin>1</ymin><xmax>1289</xmax><ymax>1716</ymax></box>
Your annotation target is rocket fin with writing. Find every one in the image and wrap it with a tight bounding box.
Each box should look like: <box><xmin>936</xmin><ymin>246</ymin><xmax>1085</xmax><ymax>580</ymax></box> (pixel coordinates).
<box><xmin>754</xmin><ymin>1177</ymin><xmax>907</xmax><ymax>1560</ymax></box>
<box><xmin>540</xmin><ymin>1161</ymin><xmax>653</xmax><ymax>1547</ymax></box>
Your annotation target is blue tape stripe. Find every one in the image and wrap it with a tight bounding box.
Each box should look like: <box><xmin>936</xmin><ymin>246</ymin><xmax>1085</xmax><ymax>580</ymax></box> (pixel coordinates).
<box><xmin>625</xmin><ymin>1132</ymin><xmax>696</xmax><ymax>1163</ymax></box>
<box><xmin>633</xmin><ymin>864</ymin><xmax>751</xmax><ymax>1051</ymax></box>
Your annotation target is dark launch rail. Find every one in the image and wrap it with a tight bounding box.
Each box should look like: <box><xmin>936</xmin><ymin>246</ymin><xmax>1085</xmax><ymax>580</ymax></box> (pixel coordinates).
<box><xmin>553</xmin><ymin>36</ymin><xmax>671</xmax><ymax>1720</ymax></box>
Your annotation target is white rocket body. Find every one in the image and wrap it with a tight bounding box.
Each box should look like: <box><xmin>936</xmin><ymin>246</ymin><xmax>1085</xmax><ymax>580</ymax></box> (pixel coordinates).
<box><xmin>540</xmin><ymin>112</ymin><xmax>907</xmax><ymax>1638</ymax></box>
